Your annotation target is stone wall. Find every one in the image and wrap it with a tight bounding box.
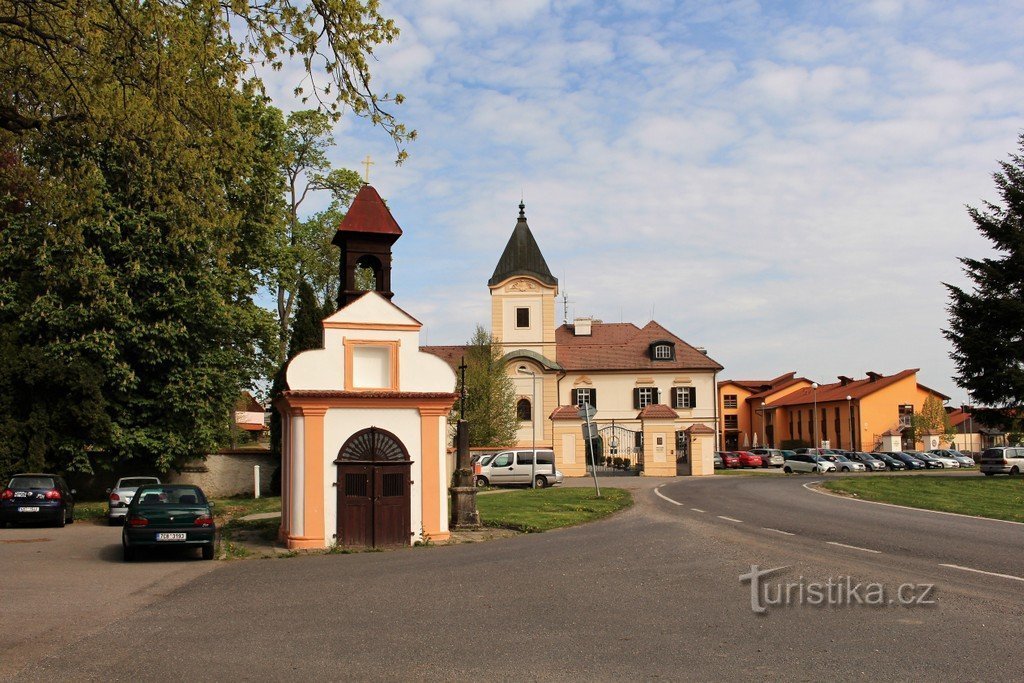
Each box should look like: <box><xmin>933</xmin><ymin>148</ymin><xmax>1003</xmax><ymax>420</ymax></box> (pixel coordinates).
<box><xmin>167</xmin><ymin>448</ymin><xmax>276</xmax><ymax>498</ymax></box>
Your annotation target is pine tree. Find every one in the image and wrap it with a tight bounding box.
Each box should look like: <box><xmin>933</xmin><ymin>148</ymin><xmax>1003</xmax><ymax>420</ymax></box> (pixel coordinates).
<box><xmin>457</xmin><ymin>326</ymin><xmax>518</xmax><ymax>448</ymax></box>
<box><xmin>945</xmin><ymin>134</ymin><xmax>1024</xmax><ymax>411</ymax></box>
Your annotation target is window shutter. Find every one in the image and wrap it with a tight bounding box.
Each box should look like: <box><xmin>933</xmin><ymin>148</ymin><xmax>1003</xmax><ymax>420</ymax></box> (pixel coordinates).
<box><xmin>591</xmin><ymin>389</ymin><xmax>598</xmax><ymax>408</ymax></box>
<box><xmin>655</xmin><ymin>387</ymin><xmax>661</xmax><ymax>405</ymax></box>
<box><xmin>670</xmin><ymin>387</ymin><xmax>678</xmax><ymax>408</ymax></box>
<box><xmin>571</xmin><ymin>388</ymin><xmax>579</xmax><ymax>406</ymax></box>
<box><xmin>633</xmin><ymin>388</ymin><xmax>641</xmax><ymax>409</ymax></box>
<box><xmin>688</xmin><ymin>387</ymin><xmax>697</xmax><ymax>408</ymax></box>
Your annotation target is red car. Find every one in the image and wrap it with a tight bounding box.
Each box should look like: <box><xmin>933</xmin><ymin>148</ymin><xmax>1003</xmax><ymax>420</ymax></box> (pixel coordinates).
<box><xmin>718</xmin><ymin>452</ymin><xmax>741</xmax><ymax>469</ymax></box>
<box><xmin>734</xmin><ymin>451</ymin><xmax>764</xmax><ymax>468</ymax></box>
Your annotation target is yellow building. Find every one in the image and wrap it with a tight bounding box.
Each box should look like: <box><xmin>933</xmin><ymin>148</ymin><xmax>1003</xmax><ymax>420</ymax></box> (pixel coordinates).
<box><xmin>720</xmin><ymin>369</ymin><xmax>949</xmax><ymax>452</ymax></box>
<box><xmin>426</xmin><ymin>203</ymin><xmax>722</xmax><ymax>476</ymax></box>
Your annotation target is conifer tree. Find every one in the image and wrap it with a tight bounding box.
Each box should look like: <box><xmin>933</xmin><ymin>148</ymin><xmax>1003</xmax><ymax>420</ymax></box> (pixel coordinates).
<box><xmin>945</xmin><ymin>134</ymin><xmax>1024</xmax><ymax>411</ymax></box>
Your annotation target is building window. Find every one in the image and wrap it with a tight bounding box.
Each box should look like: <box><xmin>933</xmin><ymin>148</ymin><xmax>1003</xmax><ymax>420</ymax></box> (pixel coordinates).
<box><xmin>821</xmin><ymin>410</ymin><xmax>827</xmax><ymax>441</ymax></box>
<box><xmin>797</xmin><ymin>412</ymin><xmax>802</xmax><ymax>439</ymax></box>
<box><xmin>654</xmin><ymin>345</ymin><xmax>671</xmax><ymax>360</ymax></box>
<box><xmin>673</xmin><ymin>387</ymin><xmax>696</xmax><ymax>409</ymax></box>
<box><xmin>834</xmin><ymin>407</ymin><xmax>841</xmax><ymax>442</ymax></box>
<box><xmin>723</xmin><ymin>394</ymin><xmax>738</xmax><ymax>409</ymax></box>
<box><xmin>515</xmin><ymin>307</ymin><xmax>530</xmax><ymax>328</ymax></box>
<box><xmin>516</xmin><ymin>398</ymin><xmax>532</xmax><ymax>421</ymax></box>
<box><xmin>724</xmin><ymin>415</ymin><xmax>738</xmax><ymax>430</ymax></box>
<box><xmin>636</xmin><ymin>387</ymin><xmax>656</xmax><ymax>408</ymax></box>
<box><xmin>573</xmin><ymin>388</ymin><xmax>596</xmax><ymax>408</ymax></box>
<box><xmin>898</xmin><ymin>404</ymin><xmax>914</xmax><ymax>428</ymax></box>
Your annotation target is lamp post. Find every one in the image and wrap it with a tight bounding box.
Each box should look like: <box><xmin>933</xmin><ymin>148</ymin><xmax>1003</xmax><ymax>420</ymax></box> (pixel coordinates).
<box><xmin>811</xmin><ymin>382</ymin><xmax>819</xmax><ymax>449</ymax></box>
<box><xmin>517</xmin><ymin>366</ymin><xmax>538</xmax><ymax>489</ymax></box>
<box><xmin>759</xmin><ymin>402</ymin><xmax>766</xmax><ymax>448</ymax></box>
<box><xmin>846</xmin><ymin>395</ymin><xmax>854</xmax><ymax>451</ymax></box>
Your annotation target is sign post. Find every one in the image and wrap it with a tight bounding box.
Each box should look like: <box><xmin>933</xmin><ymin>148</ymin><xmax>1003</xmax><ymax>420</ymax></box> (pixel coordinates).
<box><xmin>578</xmin><ymin>403</ymin><xmax>601</xmax><ymax>498</ymax></box>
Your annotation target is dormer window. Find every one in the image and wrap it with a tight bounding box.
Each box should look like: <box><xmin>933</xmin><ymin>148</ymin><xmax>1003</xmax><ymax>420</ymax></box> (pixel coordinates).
<box><xmin>650</xmin><ymin>341</ymin><xmax>675</xmax><ymax>360</ymax></box>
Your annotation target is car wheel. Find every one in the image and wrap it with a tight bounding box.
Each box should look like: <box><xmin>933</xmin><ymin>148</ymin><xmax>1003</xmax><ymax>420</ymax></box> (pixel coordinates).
<box><xmin>1012</xmin><ymin>466</ymin><xmax>1020</xmax><ymax>476</ymax></box>
<box><xmin>842</xmin><ymin>467</ymin><xmax>850</xmax><ymax>472</ymax></box>
<box><xmin>67</xmin><ymin>508</ymin><xmax>74</xmax><ymax>524</ymax></box>
<box><xmin>202</xmin><ymin>545</ymin><xmax>215</xmax><ymax>561</ymax></box>
<box><xmin>783</xmin><ymin>466</ymin><xmax>792</xmax><ymax>474</ymax></box>
<box><xmin>535</xmin><ymin>475</ymin><xmax>548</xmax><ymax>489</ymax></box>
<box><xmin>55</xmin><ymin>510</ymin><xmax>66</xmax><ymax>528</ymax></box>
<box><xmin>475</xmin><ymin>476</ymin><xmax>488</xmax><ymax>488</ymax></box>
<box><xmin>983</xmin><ymin>472</ymin><xmax>994</xmax><ymax>476</ymax></box>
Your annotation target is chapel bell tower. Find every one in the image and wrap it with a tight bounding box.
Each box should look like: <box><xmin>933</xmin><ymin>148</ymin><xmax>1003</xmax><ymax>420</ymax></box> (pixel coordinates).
<box><xmin>332</xmin><ymin>184</ymin><xmax>403</xmax><ymax>310</ymax></box>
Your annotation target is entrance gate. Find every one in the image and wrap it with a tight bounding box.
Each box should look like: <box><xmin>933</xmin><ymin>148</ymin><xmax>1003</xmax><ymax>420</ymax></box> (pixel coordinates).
<box><xmin>335</xmin><ymin>427</ymin><xmax>411</xmax><ymax>548</ymax></box>
<box><xmin>595</xmin><ymin>424</ymin><xmax>644</xmax><ymax>474</ymax></box>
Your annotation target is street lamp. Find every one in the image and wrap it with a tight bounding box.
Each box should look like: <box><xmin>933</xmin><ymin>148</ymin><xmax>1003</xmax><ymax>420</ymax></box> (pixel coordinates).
<box><xmin>517</xmin><ymin>365</ymin><xmax>538</xmax><ymax>489</ymax></box>
<box><xmin>846</xmin><ymin>395</ymin><xmax>853</xmax><ymax>451</ymax></box>
<box><xmin>760</xmin><ymin>402</ymin><xmax>766</xmax><ymax>448</ymax></box>
<box><xmin>811</xmin><ymin>382</ymin><xmax>819</xmax><ymax>449</ymax></box>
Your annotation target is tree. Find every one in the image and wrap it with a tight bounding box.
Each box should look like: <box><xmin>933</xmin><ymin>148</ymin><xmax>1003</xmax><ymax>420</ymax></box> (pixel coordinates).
<box><xmin>456</xmin><ymin>326</ymin><xmax>518</xmax><ymax>448</ymax></box>
<box><xmin>945</xmin><ymin>133</ymin><xmax>1024</xmax><ymax>413</ymax></box>
<box><xmin>910</xmin><ymin>395</ymin><xmax>955</xmax><ymax>446</ymax></box>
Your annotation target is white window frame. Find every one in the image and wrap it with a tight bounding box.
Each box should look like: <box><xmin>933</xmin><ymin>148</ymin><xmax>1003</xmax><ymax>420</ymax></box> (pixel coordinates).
<box><xmin>637</xmin><ymin>387</ymin><xmax>655</xmax><ymax>408</ymax></box>
<box><xmin>675</xmin><ymin>387</ymin><xmax>694</xmax><ymax>409</ymax></box>
<box><xmin>576</xmin><ymin>388</ymin><xmax>594</xmax><ymax>408</ymax></box>
<box><xmin>654</xmin><ymin>344</ymin><xmax>671</xmax><ymax>360</ymax></box>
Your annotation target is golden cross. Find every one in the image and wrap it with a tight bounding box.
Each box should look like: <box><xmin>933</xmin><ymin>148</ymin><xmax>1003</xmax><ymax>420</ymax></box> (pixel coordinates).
<box><xmin>361</xmin><ymin>155</ymin><xmax>374</xmax><ymax>183</ymax></box>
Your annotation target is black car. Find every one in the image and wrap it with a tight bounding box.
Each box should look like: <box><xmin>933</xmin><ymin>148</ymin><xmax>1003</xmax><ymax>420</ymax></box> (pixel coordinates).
<box><xmin>885</xmin><ymin>451</ymin><xmax>926</xmax><ymax>470</ymax></box>
<box><xmin>122</xmin><ymin>484</ymin><xmax>216</xmax><ymax>561</ymax></box>
<box><xmin>906</xmin><ymin>451</ymin><xmax>944</xmax><ymax>469</ymax></box>
<box><xmin>870</xmin><ymin>452</ymin><xmax>907</xmax><ymax>471</ymax></box>
<box><xmin>0</xmin><ymin>473</ymin><xmax>76</xmax><ymax>527</ymax></box>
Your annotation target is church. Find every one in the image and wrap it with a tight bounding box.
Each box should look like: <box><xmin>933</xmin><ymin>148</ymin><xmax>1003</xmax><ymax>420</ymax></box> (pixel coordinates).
<box><xmin>425</xmin><ymin>202</ymin><xmax>722</xmax><ymax>477</ymax></box>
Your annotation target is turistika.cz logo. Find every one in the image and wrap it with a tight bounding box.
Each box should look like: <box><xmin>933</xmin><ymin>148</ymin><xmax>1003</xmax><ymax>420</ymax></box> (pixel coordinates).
<box><xmin>739</xmin><ymin>565</ymin><xmax>937</xmax><ymax>614</ymax></box>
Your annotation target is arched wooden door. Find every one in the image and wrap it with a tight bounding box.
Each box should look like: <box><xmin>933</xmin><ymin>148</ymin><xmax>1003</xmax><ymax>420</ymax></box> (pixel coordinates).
<box><xmin>335</xmin><ymin>427</ymin><xmax>412</xmax><ymax>548</ymax></box>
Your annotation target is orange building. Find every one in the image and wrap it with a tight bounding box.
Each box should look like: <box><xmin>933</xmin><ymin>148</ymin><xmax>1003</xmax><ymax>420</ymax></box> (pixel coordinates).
<box><xmin>720</xmin><ymin>369</ymin><xmax>949</xmax><ymax>452</ymax></box>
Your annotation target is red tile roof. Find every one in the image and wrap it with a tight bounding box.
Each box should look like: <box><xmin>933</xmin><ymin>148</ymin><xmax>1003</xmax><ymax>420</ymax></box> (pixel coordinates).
<box><xmin>550</xmin><ymin>406</ymin><xmax>582</xmax><ymax>420</ymax></box>
<box><xmin>336</xmin><ymin>184</ymin><xmax>402</xmax><ymax>236</ymax></box>
<box><xmin>719</xmin><ymin>372</ymin><xmax>797</xmax><ymax>392</ymax></box>
<box><xmin>421</xmin><ymin>345</ymin><xmax>468</xmax><ymax>371</ymax></box>
<box><xmin>684</xmin><ymin>423</ymin><xmax>715</xmax><ymax>434</ymax></box>
<box><xmin>638</xmin><ymin>404</ymin><xmax>678</xmax><ymax>419</ymax></box>
<box><xmin>556</xmin><ymin>321</ymin><xmax>722</xmax><ymax>372</ymax></box>
<box><xmin>768</xmin><ymin>369</ymin><xmax>921</xmax><ymax>407</ymax></box>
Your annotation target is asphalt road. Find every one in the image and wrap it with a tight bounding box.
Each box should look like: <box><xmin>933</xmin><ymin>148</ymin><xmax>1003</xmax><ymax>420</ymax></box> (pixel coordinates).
<box><xmin>8</xmin><ymin>474</ymin><xmax>1022</xmax><ymax>681</ymax></box>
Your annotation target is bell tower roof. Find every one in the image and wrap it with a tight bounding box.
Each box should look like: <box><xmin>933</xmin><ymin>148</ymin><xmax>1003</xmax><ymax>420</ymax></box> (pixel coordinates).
<box><xmin>335</xmin><ymin>184</ymin><xmax>402</xmax><ymax>237</ymax></box>
<box><xmin>488</xmin><ymin>202</ymin><xmax>558</xmax><ymax>288</ymax></box>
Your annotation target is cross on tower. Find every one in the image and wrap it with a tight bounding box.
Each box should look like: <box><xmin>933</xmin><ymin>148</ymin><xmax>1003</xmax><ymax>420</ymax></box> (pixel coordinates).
<box><xmin>361</xmin><ymin>155</ymin><xmax>374</xmax><ymax>183</ymax></box>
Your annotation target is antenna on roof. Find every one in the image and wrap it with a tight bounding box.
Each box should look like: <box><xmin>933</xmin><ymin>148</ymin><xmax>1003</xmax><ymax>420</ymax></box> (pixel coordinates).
<box><xmin>561</xmin><ymin>278</ymin><xmax>572</xmax><ymax>324</ymax></box>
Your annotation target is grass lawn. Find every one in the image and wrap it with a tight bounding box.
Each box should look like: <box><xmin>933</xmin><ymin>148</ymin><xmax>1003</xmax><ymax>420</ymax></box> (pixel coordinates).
<box><xmin>822</xmin><ymin>476</ymin><xmax>1024</xmax><ymax>523</ymax></box>
<box><xmin>476</xmin><ymin>486</ymin><xmax>632</xmax><ymax>533</ymax></box>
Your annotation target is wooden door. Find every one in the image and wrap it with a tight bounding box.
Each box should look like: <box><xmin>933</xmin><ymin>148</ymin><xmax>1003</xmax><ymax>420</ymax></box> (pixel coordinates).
<box><xmin>373</xmin><ymin>465</ymin><xmax>410</xmax><ymax>547</ymax></box>
<box><xmin>337</xmin><ymin>465</ymin><xmax>373</xmax><ymax>547</ymax></box>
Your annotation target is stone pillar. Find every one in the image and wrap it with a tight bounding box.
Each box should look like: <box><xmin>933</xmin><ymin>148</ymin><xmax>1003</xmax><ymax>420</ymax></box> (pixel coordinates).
<box><xmin>552</xmin><ymin>420</ymin><xmax>587</xmax><ymax>477</ymax></box>
<box><xmin>641</xmin><ymin>418</ymin><xmax>677</xmax><ymax>477</ymax></box>
<box><xmin>449</xmin><ymin>420</ymin><xmax>480</xmax><ymax>529</ymax></box>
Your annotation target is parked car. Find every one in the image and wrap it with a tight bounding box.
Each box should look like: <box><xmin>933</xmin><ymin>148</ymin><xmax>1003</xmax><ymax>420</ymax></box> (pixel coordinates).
<box><xmin>870</xmin><ymin>452</ymin><xmax>907</xmax><ymax>471</ymax></box>
<box><xmin>713</xmin><ymin>452</ymin><xmax>724</xmax><ymax>469</ymax></box>
<box><xmin>979</xmin><ymin>446</ymin><xmax>1024</xmax><ymax>476</ymax></box>
<box><xmin>734</xmin><ymin>451</ymin><xmax>764</xmax><ymax>468</ymax></box>
<box><xmin>0</xmin><ymin>473</ymin><xmax>75</xmax><ymax>527</ymax></box>
<box><xmin>749</xmin><ymin>448</ymin><xmax>785</xmax><ymax>468</ymax></box>
<box><xmin>122</xmin><ymin>484</ymin><xmax>216</xmax><ymax>561</ymax></box>
<box><xmin>475</xmin><ymin>449</ymin><xmax>565</xmax><ymax>488</ymax></box>
<box><xmin>717</xmin><ymin>452</ymin><xmax>740</xmax><ymax>469</ymax></box>
<box><xmin>107</xmin><ymin>476</ymin><xmax>161</xmax><ymax>525</ymax></box>
<box><xmin>820</xmin><ymin>454</ymin><xmax>866</xmax><ymax>472</ymax></box>
<box><xmin>781</xmin><ymin>453</ymin><xmax>836</xmax><ymax>474</ymax></box>
<box><xmin>908</xmin><ymin>451</ymin><xmax>953</xmax><ymax>469</ymax></box>
<box><xmin>884</xmin><ymin>451</ymin><xmax>927</xmax><ymax>470</ymax></box>
<box><xmin>845</xmin><ymin>452</ymin><xmax>887</xmax><ymax>471</ymax></box>
<box><xmin>931</xmin><ymin>449</ymin><xmax>975</xmax><ymax>468</ymax></box>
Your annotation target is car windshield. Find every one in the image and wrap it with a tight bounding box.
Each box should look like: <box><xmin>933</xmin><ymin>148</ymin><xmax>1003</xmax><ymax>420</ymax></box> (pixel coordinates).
<box><xmin>133</xmin><ymin>486</ymin><xmax>206</xmax><ymax>505</ymax></box>
<box><xmin>119</xmin><ymin>478</ymin><xmax>159</xmax><ymax>488</ymax></box>
<box><xmin>833</xmin><ymin>455</ymin><xmax>851</xmax><ymax>462</ymax></box>
<box><xmin>478</xmin><ymin>455</ymin><xmax>494</xmax><ymax>466</ymax></box>
<box><xmin>8</xmin><ymin>476</ymin><xmax>55</xmax><ymax>489</ymax></box>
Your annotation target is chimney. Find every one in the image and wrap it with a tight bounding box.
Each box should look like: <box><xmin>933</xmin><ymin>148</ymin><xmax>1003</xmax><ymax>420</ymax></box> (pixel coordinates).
<box><xmin>838</xmin><ymin>375</ymin><xmax>854</xmax><ymax>386</ymax></box>
<box><xmin>574</xmin><ymin>317</ymin><xmax>592</xmax><ymax>336</ymax></box>
<box><xmin>866</xmin><ymin>371</ymin><xmax>882</xmax><ymax>382</ymax></box>
<box><xmin>696</xmin><ymin>347</ymin><xmax>708</xmax><ymax>355</ymax></box>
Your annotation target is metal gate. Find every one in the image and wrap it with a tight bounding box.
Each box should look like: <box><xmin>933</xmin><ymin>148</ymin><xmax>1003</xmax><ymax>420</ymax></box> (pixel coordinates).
<box><xmin>594</xmin><ymin>425</ymin><xmax>644</xmax><ymax>474</ymax></box>
<box><xmin>334</xmin><ymin>427</ymin><xmax>412</xmax><ymax>548</ymax></box>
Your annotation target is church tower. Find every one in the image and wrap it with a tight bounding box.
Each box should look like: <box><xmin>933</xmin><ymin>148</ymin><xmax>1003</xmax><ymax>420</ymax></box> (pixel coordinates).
<box><xmin>488</xmin><ymin>202</ymin><xmax>558</xmax><ymax>362</ymax></box>
<box><xmin>331</xmin><ymin>184</ymin><xmax>402</xmax><ymax>310</ymax></box>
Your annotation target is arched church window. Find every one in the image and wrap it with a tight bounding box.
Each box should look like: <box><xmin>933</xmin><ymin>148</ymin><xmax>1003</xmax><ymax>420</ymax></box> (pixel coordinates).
<box><xmin>516</xmin><ymin>398</ymin><xmax>532</xmax><ymax>421</ymax></box>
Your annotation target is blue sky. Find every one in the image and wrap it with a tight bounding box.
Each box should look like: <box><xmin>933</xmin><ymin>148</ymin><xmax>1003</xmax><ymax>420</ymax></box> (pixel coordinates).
<box><xmin>262</xmin><ymin>0</ymin><xmax>1024</xmax><ymax>404</ymax></box>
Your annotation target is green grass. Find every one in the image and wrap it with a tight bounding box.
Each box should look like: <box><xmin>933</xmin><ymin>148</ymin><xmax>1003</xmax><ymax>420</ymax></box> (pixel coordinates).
<box><xmin>822</xmin><ymin>476</ymin><xmax>1024</xmax><ymax>523</ymax></box>
<box><xmin>211</xmin><ymin>495</ymin><xmax>281</xmax><ymax>522</ymax></box>
<box><xmin>476</xmin><ymin>486</ymin><xmax>632</xmax><ymax>533</ymax></box>
<box><xmin>74</xmin><ymin>501</ymin><xmax>109</xmax><ymax>521</ymax></box>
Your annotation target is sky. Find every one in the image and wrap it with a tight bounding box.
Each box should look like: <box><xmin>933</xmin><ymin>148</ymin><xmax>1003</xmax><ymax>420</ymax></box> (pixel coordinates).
<box><xmin>261</xmin><ymin>0</ymin><xmax>1024</xmax><ymax>405</ymax></box>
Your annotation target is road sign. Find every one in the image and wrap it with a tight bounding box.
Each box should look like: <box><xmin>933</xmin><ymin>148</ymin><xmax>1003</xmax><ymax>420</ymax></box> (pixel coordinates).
<box><xmin>577</xmin><ymin>404</ymin><xmax>596</xmax><ymax>421</ymax></box>
<box><xmin>581</xmin><ymin>422</ymin><xmax>598</xmax><ymax>440</ymax></box>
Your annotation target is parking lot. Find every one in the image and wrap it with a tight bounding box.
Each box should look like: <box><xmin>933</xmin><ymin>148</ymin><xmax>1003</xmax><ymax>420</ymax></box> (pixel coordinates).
<box><xmin>0</xmin><ymin>519</ymin><xmax>219</xmax><ymax>678</ymax></box>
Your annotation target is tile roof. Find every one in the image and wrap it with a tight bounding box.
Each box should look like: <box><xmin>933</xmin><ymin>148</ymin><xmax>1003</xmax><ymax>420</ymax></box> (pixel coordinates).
<box><xmin>767</xmin><ymin>369</ymin><xmax>920</xmax><ymax>407</ymax></box>
<box><xmin>550</xmin><ymin>406</ymin><xmax>582</xmax><ymax>420</ymax></box>
<box><xmin>556</xmin><ymin>321</ymin><xmax>722</xmax><ymax>372</ymax></box>
<box><xmin>638</xmin><ymin>404</ymin><xmax>679</xmax><ymax>419</ymax></box>
<box><xmin>335</xmin><ymin>184</ymin><xmax>402</xmax><ymax>236</ymax></box>
<box><xmin>719</xmin><ymin>372</ymin><xmax>797</xmax><ymax>392</ymax></box>
<box><xmin>684</xmin><ymin>423</ymin><xmax>716</xmax><ymax>434</ymax></box>
<box><xmin>421</xmin><ymin>345</ymin><xmax>468</xmax><ymax>372</ymax></box>
<box><xmin>488</xmin><ymin>202</ymin><xmax>557</xmax><ymax>287</ymax></box>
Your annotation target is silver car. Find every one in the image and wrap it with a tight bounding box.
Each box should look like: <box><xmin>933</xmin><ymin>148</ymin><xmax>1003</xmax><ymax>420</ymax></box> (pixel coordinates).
<box><xmin>914</xmin><ymin>451</ymin><xmax>959</xmax><ymax>468</ymax></box>
<box><xmin>782</xmin><ymin>453</ymin><xmax>836</xmax><ymax>474</ymax></box>
<box><xmin>931</xmin><ymin>449</ymin><xmax>974</xmax><ymax>468</ymax></box>
<box><xmin>821</xmin><ymin>454</ymin><xmax>866</xmax><ymax>472</ymax></box>
<box><xmin>750</xmin><ymin>448</ymin><xmax>786</xmax><ymax>468</ymax></box>
<box><xmin>106</xmin><ymin>476</ymin><xmax>161</xmax><ymax>525</ymax></box>
<box><xmin>847</xmin><ymin>452</ymin><xmax>888</xmax><ymax>471</ymax></box>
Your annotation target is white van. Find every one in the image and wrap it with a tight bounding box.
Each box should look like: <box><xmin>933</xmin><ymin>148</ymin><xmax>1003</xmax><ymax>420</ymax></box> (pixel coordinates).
<box><xmin>980</xmin><ymin>447</ymin><xmax>1024</xmax><ymax>476</ymax></box>
<box><xmin>475</xmin><ymin>449</ymin><xmax>564</xmax><ymax>488</ymax></box>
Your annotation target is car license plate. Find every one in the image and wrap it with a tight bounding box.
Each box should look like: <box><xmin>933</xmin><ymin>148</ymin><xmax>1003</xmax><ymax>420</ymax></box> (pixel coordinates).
<box><xmin>18</xmin><ymin>506</ymin><xmax>40</xmax><ymax>512</ymax></box>
<box><xmin>156</xmin><ymin>533</ymin><xmax>187</xmax><ymax>541</ymax></box>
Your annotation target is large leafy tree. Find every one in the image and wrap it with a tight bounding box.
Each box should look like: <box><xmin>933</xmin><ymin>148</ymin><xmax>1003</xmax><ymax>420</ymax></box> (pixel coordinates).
<box><xmin>910</xmin><ymin>395</ymin><xmax>956</xmax><ymax>445</ymax></box>
<box><xmin>946</xmin><ymin>134</ymin><xmax>1024</xmax><ymax>413</ymax></box>
<box><xmin>457</xmin><ymin>326</ymin><xmax>518</xmax><ymax>448</ymax></box>
<box><xmin>0</xmin><ymin>1</ymin><xmax>410</xmax><ymax>479</ymax></box>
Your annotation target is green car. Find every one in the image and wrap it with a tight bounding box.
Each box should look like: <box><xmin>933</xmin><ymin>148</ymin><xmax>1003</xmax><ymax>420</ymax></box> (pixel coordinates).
<box><xmin>121</xmin><ymin>484</ymin><xmax>216</xmax><ymax>561</ymax></box>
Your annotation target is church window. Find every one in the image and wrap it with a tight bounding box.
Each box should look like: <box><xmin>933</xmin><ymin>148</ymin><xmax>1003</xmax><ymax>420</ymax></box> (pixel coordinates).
<box><xmin>516</xmin><ymin>307</ymin><xmax>530</xmax><ymax>328</ymax></box>
<box><xmin>517</xmin><ymin>398</ymin><xmax>532</xmax><ymax>421</ymax></box>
